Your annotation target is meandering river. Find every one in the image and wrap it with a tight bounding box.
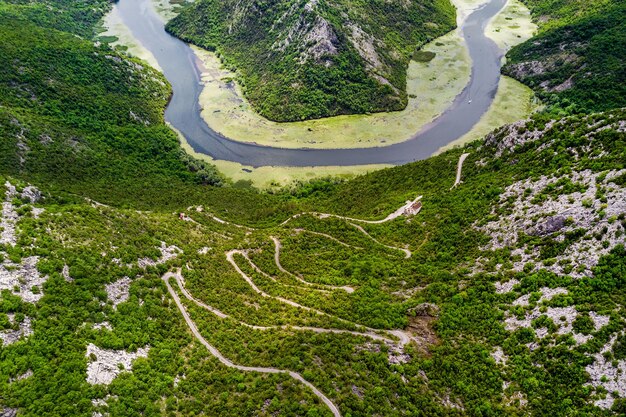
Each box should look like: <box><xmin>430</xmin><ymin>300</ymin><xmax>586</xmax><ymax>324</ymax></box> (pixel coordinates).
<box><xmin>116</xmin><ymin>0</ymin><xmax>506</xmax><ymax>167</ymax></box>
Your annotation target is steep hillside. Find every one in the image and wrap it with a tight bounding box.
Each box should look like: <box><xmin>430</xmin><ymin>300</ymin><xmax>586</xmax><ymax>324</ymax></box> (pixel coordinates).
<box><xmin>503</xmin><ymin>0</ymin><xmax>625</xmax><ymax>113</ymax></box>
<box><xmin>0</xmin><ymin>2</ymin><xmax>224</xmax><ymax>209</ymax></box>
<box><xmin>2</xmin><ymin>108</ymin><xmax>625</xmax><ymax>416</ymax></box>
<box><xmin>166</xmin><ymin>0</ymin><xmax>455</xmax><ymax>121</ymax></box>
<box><xmin>2</xmin><ymin>1</ymin><xmax>626</xmax><ymax>416</ymax></box>
<box><xmin>0</xmin><ymin>0</ymin><xmax>110</xmax><ymax>37</ymax></box>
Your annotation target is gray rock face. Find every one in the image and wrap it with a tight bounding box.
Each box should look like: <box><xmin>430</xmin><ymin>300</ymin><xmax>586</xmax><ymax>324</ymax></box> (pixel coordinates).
<box><xmin>0</xmin><ymin>256</ymin><xmax>48</xmax><ymax>303</ymax></box>
<box><xmin>475</xmin><ymin>169</ymin><xmax>626</xmax><ymax>278</ymax></box>
<box><xmin>0</xmin><ymin>408</ymin><xmax>18</xmax><ymax>417</ymax></box>
<box><xmin>527</xmin><ymin>215</ymin><xmax>565</xmax><ymax>236</ymax></box>
<box><xmin>85</xmin><ymin>343</ymin><xmax>150</xmax><ymax>385</ymax></box>
<box><xmin>410</xmin><ymin>303</ymin><xmax>440</xmax><ymax>317</ymax></box>
<box><xmin>20</xmin><ymin>186</ymin><xmax>41</xmax><ymax>203</ymax></box>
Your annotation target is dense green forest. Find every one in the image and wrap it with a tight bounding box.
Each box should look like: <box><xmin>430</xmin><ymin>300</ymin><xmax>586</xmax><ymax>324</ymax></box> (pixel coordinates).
<box><xmin>504</xmin><ymin>0</ymin><xmax>626</xmax><ymax>114</ymax></box>
<box><xmin>165</xmin><ymin>0</ymin><xmax>456</xmax><ymax>121</ymax></box>
<box><xmin>1</xmin><ymin>0</ymin><xmax>626</xmax><ymax>416</ymax></box>
<box><xmin>0</xmin><ymin>0</ymin><xmax>224</xmax><ymax>210</ymax></box>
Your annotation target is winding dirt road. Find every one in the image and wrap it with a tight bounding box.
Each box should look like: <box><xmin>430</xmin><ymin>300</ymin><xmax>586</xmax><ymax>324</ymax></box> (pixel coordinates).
<box><xmin>347</xmin><ymin>223</ymin><xmax>412</xmax><ymax>259</ymax></box>
<box><xmin>279</xmin><ymin>196</ymin><xmax>423</xmax><ymax>227</ymax></box>
<box><xmin>163</xmin><ymin>271</ymin><xmax>342</xmax><ymax>417</ymax></box>
<box><xmin>451</xmin><ymin>153</ymin><xmax>470</xmax><ymax>189</ymax></box>
<box><xmin>227</xmin><ymin>252</ymin><xmax>412</xmax><ymax>347</ymax></box>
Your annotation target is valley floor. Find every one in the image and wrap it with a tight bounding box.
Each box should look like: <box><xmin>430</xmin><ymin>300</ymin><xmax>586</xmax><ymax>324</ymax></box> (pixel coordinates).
<box><xmin>99</xmin><ymin>0</ymin><xmax>538</xmax><ymax>188</ymax></box>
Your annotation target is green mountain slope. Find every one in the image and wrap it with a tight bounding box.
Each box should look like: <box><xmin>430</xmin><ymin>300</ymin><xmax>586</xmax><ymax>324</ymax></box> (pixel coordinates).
<box><xmin>0</xmin><ymin>3</ymin><xmax>224</xmax><ymax>209</ymax></box>
<box><xmin>2</xmin><ymin>108</ymin><xmax>625</xmax><ymax>415</ymax></box>
<box><xmin>165</xmin><ymin>0</ymin><xmax>455</xmax><ymax>121</ymax></box>
<box><xmin>1</xmin><ymin>0</ymin><xmax>626</xmax><ymax>416</ymax></box>
<box><xmin>503</xmin><ymin>0</ymin><xmax>626</xmax><ymax>113</ymax></box>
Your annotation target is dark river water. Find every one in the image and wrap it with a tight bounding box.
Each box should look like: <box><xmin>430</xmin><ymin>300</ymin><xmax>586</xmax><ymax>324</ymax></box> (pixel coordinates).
<box><xmin>116</xmin><ymin>0</ymin><xmax>506</xmax><ymax>167</ymax></box>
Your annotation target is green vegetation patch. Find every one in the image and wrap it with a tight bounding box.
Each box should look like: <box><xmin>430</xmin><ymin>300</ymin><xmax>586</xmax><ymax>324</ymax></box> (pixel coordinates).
<box><xmin>166</xmin><ymin>0</ymin><xmax>455</xmax><ymax>121</ymax></box>
<box><xmin>412</xmin><ymin>50</ymin><xmax>437</xmax><ymax>62</ymax></box>
<box><xmin>504</xmin><ymin>0</ymin><xmax>626</xmax><ymax>113</ymax></box>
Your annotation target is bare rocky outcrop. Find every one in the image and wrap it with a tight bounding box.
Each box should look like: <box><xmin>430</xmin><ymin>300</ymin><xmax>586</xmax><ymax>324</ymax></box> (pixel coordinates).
<box><xmin>0</xmin><ymin>407</ymin><xmax>18</xmax><ymax>417</ymax></box>
<box><xmin>0</xmin><ymin>256</ymin><xmax>48</xmax><ymax>303</ymax></box>
<box><xmin>409</xmin><ymin>303</ymin><xmax>440</xmax><ymax>317</ymax></box>
<box><xmin>484</xmin><ymin>120</ymin><xmax>555</xmax><ymax>158</ymax></box>
<box><xmin>491</xmin><ymin>347</ymin><xmax>508</xmax><ymax>365</ymax></box>
<box><xmin>475</xmin><ymin>169</ymin><xmax>626</xmax><ymax>277</ymax></box>
<box><xmin>85</xmin><ymin>343</ymin><xmax>149</xmax><ymax>385</ymax></box>
<box><xmin>507</xmin><ymin>52</ymin><xmax>582</xmax><ymax>80</ymax></box>
<box><xmin>495</xmin><ymin>279</ymin><xmax>519</xmax><ymax>294</ymax></box>
<box><xmin>9</xmin><ymin>369</ymin><xmax>33</xmax><ymax>383</ymax></box>
<box><xmin>91</xmin><ymin>395</ymin><xmax>116</xmax><ymax>417</ymax></box>
<box><xmin>92</xmin><ymin>321</ymin><xmax>113</xmax><ymax>331</ymax></box>
<box><xmin>271</xmin><ymin>1</ymin><xmax>339</xmax><ymax>66</ymax></box>
<box><xmin>585</xmin><ymin>334</ymin><xmax>626</xmax><ymax>409</ymax></box>
<box><xmin>485</xmin><ymin>114</ymin><xmax>625</xmax><ymax>159</ymax></box>
<box><xmin>1</xmin><ymin>181</ymin><xmax>18</xmax><ymax>246</ymax></box>
<box><xmin>105</xmin><ymin>277</ymin><xmax>132</xmax><ymax>308</ymax></box>
<box><xmin>62</xmin><ymin>264</ymin><xmax>73</xmax><ymax>282</ymax></box>
<box><xmin>589</xmin><ymin>312</ymin><xmax>610</xmax><ymax>331</ymax></box>
<box><xmin>20</xmin><ymin>186</ymin><xmax>41</xmax><ymax>204</ymax></box>
<box><xmin>0</xmin><ymin>315</ymin><xmax>33</xmax><ymax>346</ymax></box>
<box><xmin>501</xmin><ymin>287</ymin><xmax>610</xmax><ymax>348</ymax></box>
<box><xmin>137</xmin><ymin>242</ymin><xmax>182</xmax><ymax>268</ymax></box>
<box><xmin>300</xmin><ymin>17</ymin><xmax>339</xmax><ymax>64</ymax></box>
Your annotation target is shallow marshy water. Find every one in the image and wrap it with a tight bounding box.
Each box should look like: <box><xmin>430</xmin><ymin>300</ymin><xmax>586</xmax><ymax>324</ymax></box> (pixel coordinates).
<box><xmin>113</xmin><ymin>0</ymin><xmax>515</xmax><ymax>167</ymax></box>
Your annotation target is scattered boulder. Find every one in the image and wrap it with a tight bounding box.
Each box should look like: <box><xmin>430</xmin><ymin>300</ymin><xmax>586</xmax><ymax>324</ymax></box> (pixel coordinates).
<box><xmin>410</xmin><ymin>303</ymin><xmax>440</xmax><ymax>317</ymax></box>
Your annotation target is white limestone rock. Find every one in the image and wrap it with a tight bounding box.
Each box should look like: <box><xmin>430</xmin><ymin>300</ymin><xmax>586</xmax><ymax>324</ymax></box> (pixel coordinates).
<box><xmin>85</xmin><ymin>343</ymin><xmax>149</xmax><ymax>385</ymax></box>
<box><xmin>137</xmin><ymin>242</ymin><xmax>182</xmax><ymax>268</ymax></box>
<box><xmin>0</xmin><ymin>256</ymin><xmax>48</xmax><ymax>303</ymax></box>
<box><xmin>105</xmin><ymin>277</ymin><xmax>132</xmax><ymax>308</ymax></box>
<box><xmin>585</xmin><ymin>334</ymin><xmax>626</xmax><ymax>409</ymax></box>
<box><xmin>0</xmin><ymin>315</ymin><xmax>33</xmax><ymax>346</ymax></box>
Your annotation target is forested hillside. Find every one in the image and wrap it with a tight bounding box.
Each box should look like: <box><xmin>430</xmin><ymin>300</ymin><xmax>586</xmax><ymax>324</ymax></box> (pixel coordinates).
<box><xmin>0</xmin><ymin>0</ymin><xmax>223</xmax><ymax>209</ymax></box>
<box><xmin>1</xmin><ymin>0</ymin><xmax>626</xmax><ymax>416</ymax></box>
<box><xmin>165</xmin><ymin>0</ymin><xmax>456</xmax><ymax>121</ymax></box>
<box><xmin>503</xmin><ymin>0</ymin><xmax>625</xmax><ymax>113</ymax></box>
<box><xmin>2</xmin><ymin>106</ymin><xmax>625</xmax><ymax>415</ymax></box>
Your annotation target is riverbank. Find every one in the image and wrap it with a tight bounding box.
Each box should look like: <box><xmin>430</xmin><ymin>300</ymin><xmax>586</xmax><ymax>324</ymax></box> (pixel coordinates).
<box><xmin>436</xmin><ymin>0</ymin><xmax>538</xmax><ymax>153</ymax></box>
<box><xmin>172</xmin><ymin>126</ymin><xmax>391</xmax><ymax>189</ymax></box>
<box><xmin>192</xmin><ymin>0</ymin><xmax>535</xmax><ymax>151</ymax></box>
<box><xmin>193</xmin><ymin>23</ymin><xmax>471</xmax><ymax>149</ymax></box>
<box><xmin>98</xmin><ymin>0</ymin><xmax>536</xmax><ymax>186</ymax></box>
<box><xmin>96</xmin><ymin>3</ymin><xmax>162</xmax><ymax>71</ymax></box>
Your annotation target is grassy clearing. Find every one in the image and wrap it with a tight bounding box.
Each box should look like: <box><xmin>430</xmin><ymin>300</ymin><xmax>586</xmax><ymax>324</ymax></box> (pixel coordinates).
<box><xmin>486</xmin><ymin>0</ymin><xmax>537</xmax><ymax>51</ymax></box>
